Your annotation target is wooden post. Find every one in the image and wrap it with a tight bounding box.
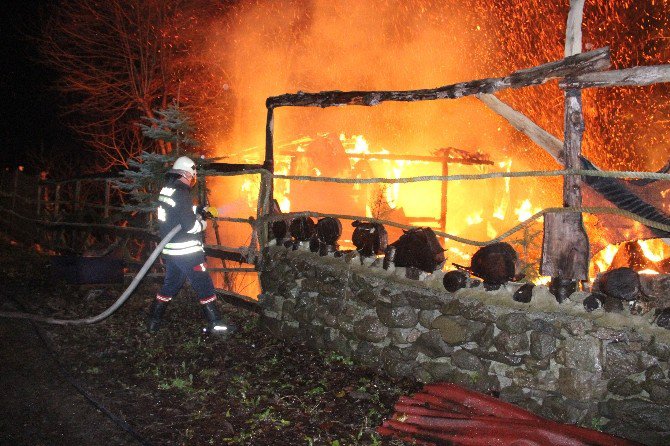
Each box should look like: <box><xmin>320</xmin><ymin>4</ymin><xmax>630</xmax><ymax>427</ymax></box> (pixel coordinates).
<box><xmin>541</xmin><ymin>0</ymin><xmax>589</xmax><ymax>301</ymax></box>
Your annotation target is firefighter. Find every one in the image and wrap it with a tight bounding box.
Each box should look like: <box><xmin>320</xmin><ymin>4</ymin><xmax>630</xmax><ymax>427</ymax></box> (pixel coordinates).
<box><xmin>146</xmin><ymin>156</ymin><xmax>237</xmax><ymax>336</ymax></box>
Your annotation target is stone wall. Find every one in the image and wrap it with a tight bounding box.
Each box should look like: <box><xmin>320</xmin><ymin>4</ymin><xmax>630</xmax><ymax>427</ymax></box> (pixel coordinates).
<box><xmin>258</xmin><ymin>245</ymin><xmax>670</xmax><ymax>445</ymax></box>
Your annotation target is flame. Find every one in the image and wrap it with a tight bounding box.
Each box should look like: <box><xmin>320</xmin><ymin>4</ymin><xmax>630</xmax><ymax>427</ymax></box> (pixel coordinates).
<box><xmin>638</xmin><ymin>269</ymin><xmax>660</xmax><ymax>275</ymax></box>
<box><xmin>201</xmin><ymin>1</ymin><xmax>669</xmax><ymax>284</ymax></box>
<box><xmin>593</xmin><ymin>244</ymin><xmax>619</xmax><ymax>275</ymax></box>
<box><xmin>466</xmin><ymin>210</ymin><xmax>483</xmax><ymax>225</ymax></box>
<box><xmin>514</xmin><ymin>199</ymin><xmax>541</xmax><ymax>222</ymax></box>
<box><xmin>637</xmin><ymin>240</ymin><xmax>664</xmax><ymax>263</ymax></box>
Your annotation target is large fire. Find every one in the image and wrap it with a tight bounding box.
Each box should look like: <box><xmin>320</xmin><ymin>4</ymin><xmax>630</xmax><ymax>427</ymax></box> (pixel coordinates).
<box><xmin>200</xmin><ymin>0</ymin><xmax>669</xmax><ymax>286</ymax></box>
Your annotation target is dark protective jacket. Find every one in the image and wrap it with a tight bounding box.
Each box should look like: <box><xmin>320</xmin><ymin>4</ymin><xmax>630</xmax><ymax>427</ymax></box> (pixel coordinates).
<box><xmin>156</xmin><ymin>178</ymin><xmax>206</xmax><ymax>256</ymax></box>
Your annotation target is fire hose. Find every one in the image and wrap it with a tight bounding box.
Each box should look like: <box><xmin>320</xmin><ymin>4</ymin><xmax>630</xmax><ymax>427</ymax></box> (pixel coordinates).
<box><xmin>0</xmin><ymin>224</ymin><xmax>181</xmax><ymax>325</ymax></box>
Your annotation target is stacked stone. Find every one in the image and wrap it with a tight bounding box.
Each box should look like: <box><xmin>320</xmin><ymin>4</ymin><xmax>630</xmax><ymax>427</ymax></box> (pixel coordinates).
<box><xmin>259</xmin><ymin>246</ymin><xmax>670</xmax><ymax>446</ymax></box>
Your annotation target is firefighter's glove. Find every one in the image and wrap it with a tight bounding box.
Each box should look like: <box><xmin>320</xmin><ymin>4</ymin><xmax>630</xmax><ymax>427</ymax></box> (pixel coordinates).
<box><xmin>204</xmin><ymin>206</ymin><xmax>219</xmax><ymax>218</ymax></box>
<box><xmin>196</xmin><ymin>205</ymin><xmax>218</xmax><ymax>220</ymax></box>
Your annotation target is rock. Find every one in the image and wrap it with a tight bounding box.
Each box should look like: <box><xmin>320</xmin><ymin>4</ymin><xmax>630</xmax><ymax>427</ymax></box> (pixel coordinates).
<box><xmin>451</xmin><ymin>349</ymin><xmax>487</xmax><ymax>374</ymax></box>
<box><xmin>603</xmin><ymin>397</ymin><xmax>670</xmax><ymax>432</ymax></box>
<box><xmin>655</xmin><ymin>308</ymin><xmax>670</xmax><ymax>329</ymax></box>
<box><xmin>415</xmin><ymin>330</ymin><xmax>454</xmax><ymax>358</ymax></box>
<box><xmin>389</xmin><ymin>327</ymin><xmax>421</xmax><ymax>345</ymax></box>
<box><xmin>647</xmin><ymin>337</ymin><xmax>670</xmax><ymax>361</ymax></box>
<box><xmin>432</xmin><ymin>315</ymin><xmax>485</xmax><ymax>346</ymax></box>
<box><xmin>470</xmin><ymin>242</ymin><xmax>518</xmax><ymax>285</ymax></box>
<box><xmin>441</xmin><ymin>300</ymin><xmax>494</xmax><ymax>323</ymax></box>
<box><xmin>376</xmin><ymin>303</ymin><xmax>418</xmax><ymax>328</ymax></box>
<box><xmin>530</xmin><ymin>331</ymin><xmax>557</xmax><ymax>359</ymax></box>
<box><xmin>470</xmin><ymin>348</ymin><xmax>525</xmax><ymax>366</ymax></box>
<box><xmin>639</xmin><ymin>273</ymin><xmax>670</xmax><ymax>308</ymax></box>
<box><xmin>558</xmin><ymin>368</ymin><xmax>607</xmax><ymax>400</ymax></box>
<box><xmin>604</xmin><ymin>342</ymin><xmax>645</xmax><ymax>379</ymax></box>
<box><xmin>474</xmin><ymin>323</ymin><xmax>495</xmax><ymax>349</ymax></box>
<box><xmin>352</xmin><ymin>341</ymin><xmax>381</xmax><ymax>368</ymax></box>
<box><xmin>494</xmin><ymin>331</ymin><xmax>529</xmax><ymax>355</ymax></box>
<box><xmin>602</xmin><ymin>295</ymin><xmax>625</xmax><ymax>313</ymax></box>
<box><xmin>418</xmin><ymin>309</ymin><xmax>440</xmax><ymax>329</ymax></box>
<box><xmin>498</xmin><ymin>386</ymin><xmax>527</xmax><ymax>404</ymax></box>
<box><xmin>562</xmin><ymin>336</ymin><xmax>602</xmax><ymax>373</ymax></box>
<box><xmin>531</xmin><ymin>318</ymin><xmax>562</xmax><ymax>338</ymax></box>
<box><xmin>643</xmin><ymin>380</ymin><xmax>670</xmax><ymax>405</ymax></box>
<box><xmin>603</xmin><ymin>424</ymin><xmax>670</xmax><ymax>446</ymax></box>
<box><xmin>607</xmin><ymin>378</ymin><xmax>642</xmax><ymax>397</ymax></box>
<box><xmin>355</xmin><ymin>289</ymin><xmax>377</xmax><ymax>305</ymax></box>
<box><xmin>646</xmin><ymin>365</ymin><xmax>666</xmax><ymax>381</ymax></box>
<box><xmin>496</xmin><ymin>313</ymin><xmax>532</xmax><ymax>334</ymax></box>
<box><xmin>540</xmin><ymin>395</ymin><xmax>589</xmax><ymax>424</ymax></box>
<box><xmin>353</xmin><ymin>315</ymin><xmax>388</xmax><ymax>343</ymax></box>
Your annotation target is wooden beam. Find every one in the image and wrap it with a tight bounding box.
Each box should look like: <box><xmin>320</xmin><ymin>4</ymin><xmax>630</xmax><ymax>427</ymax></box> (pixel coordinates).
<box><xmin>209</xmin><ymin>163</ymin><xmax>265</xmax><ymax>173</ymax></box>
<box><xmin>266</xmin><ymin>47</ymin><xmax>610</xmax><ymax>108</ymax></box>
<box><xmin>560</xmin><ymin>65</ymin><xmax>670</xmax><ymax>89</ymax></box>
<box><xmin>564</xmin><ymin>0</ymin><xmax>585</xmax><ymax>57</ymax></box>
<box><xmin>542</xmin><ymin>0</ymin><xmax>589</xmax><ymax>282</ymax></box>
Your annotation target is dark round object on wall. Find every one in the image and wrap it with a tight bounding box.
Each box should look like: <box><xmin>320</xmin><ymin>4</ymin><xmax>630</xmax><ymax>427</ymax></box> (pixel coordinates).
<box><xmin>583</xmin><ymin>292</ymin><xmax>605</xmax><ymax>312</ymax></box>
<box><xmin>316</xmin><ymin>217</ymin><xmax>342</xmax><ymax>246</ymax></box>
<box><xmin>352</xmin><ymin>220</ymin><xmax>388</xmax><ymax>256</ymax></box>
<box><xmin>289</xmin><ymin>216</ymin><xmax>316</xmax><ymax>241</ymax></box>
<box><xmin>470</xmin><ymin>242</ymin><xmax>518</xmax><ymax>285</ymax></box>
<box><xmin>309</xmin><ymin>234</ymin><xmax>320</xmax><ymax>252</ymax></box>
<box><xmin>597</xmin><ymin>267</ymin><xmax>640</xmax><ymax>301</ymax></box>
<box><xmin>512</xmin><ymin>283</ymin><xmax>535</xmax><ymax>303</ymax></box>
<box><xmin>389</xmin><ymin>227</ymin><xmax>445</xmax><ymax>273</ymax></box>
<box><xmin>443</xmin><ymin>270</ymin><xmax>468</xmax><ymax>292</ymax></box>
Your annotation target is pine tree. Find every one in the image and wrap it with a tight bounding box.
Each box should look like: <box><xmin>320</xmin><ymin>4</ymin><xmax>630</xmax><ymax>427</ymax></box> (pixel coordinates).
<box><xmin>112</xmin><ymin>104</ymin><xmax>210</xmax><ymax>229</ymax></box>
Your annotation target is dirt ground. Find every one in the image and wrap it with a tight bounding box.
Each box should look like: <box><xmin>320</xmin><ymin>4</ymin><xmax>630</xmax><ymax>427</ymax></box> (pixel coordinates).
<box><xmin>0</xmin><ymin>238</ymin><xmax>421</xmax><ymax>446</ymax></box>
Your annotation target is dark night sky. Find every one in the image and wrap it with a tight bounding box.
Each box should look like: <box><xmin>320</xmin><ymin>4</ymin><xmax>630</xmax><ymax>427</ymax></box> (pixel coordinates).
<box><xmin>0</xmin><ymin>0</ymin><xmax>72</xmax><ymax>168</ymax></box>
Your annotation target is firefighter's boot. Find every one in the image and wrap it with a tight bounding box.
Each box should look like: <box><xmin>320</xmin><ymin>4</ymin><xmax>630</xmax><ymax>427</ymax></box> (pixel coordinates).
<box><xmin>201</xmin><ymin>302</ymin><xmax>237</xmax><ymax>336</ymax></box>
<box><xmin>147</xmin><ymin>299</ymin><xmax>168</xmax><ymax>333</ymax></box>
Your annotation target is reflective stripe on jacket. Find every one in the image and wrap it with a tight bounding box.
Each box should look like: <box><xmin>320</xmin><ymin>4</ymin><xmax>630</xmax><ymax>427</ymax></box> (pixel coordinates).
<box><xmin>157</xmin><ymin>179</ymin><xmax>205</xmax><ymax>256</ymax></box>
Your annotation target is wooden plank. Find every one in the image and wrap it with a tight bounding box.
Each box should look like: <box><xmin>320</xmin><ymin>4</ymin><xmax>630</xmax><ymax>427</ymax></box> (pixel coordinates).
<box><xmin>208</xmin><ymin>162</ymin><xmax>265</xmax><ymax>173</ymax></box>
<box><xmin>204</xmin><ymin>245</ymin><xmax>253</xmax><ymax>264</ymax></box>
<box><xmin>540</xmin><ymin>212</ymin><xmax>589</xmax><ymax>279</ymax></box>
<box><xmin>266</xmin><ymin>47</ymin><xmax>610</xmax><ymax>108</ymax></box>
<box><xmin>214</xmin><ymin>288</ymin><xmax>259</xmax><ymax>313</ymax></box>
<box><xmin>543</xmin><ymin>0</ymin><xmax>589</xmax><ymax>282</ymax></box>
<box><xmin>563</xmin><ymin>90</ymin><xmax>584</xmax><ymax>207</ymax></box>
<box><xmin>560</xmin><ymin>65</ymin><xmax>670</xmax><ymax>89</ymax></box>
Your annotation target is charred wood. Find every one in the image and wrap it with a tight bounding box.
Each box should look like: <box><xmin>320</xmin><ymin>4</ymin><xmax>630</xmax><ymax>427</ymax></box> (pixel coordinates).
<box><xmin>267</xmin><ymin>48</ymin><xmax>610</xmax><ymax>109</ymax></box>
<box><xmin>560</xmin><ymin>64</ymin><xmax>670</xmax><ymax>89</ymax></box>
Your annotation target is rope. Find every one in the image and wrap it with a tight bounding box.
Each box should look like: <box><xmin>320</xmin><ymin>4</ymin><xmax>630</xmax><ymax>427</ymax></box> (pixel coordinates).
<box><xmin>272</xmin><ymin>168</ymin><xmax>670</xmax><ymax>185</ymax></box>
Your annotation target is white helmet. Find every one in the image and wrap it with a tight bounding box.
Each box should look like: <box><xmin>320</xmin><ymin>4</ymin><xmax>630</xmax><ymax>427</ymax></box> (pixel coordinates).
<box><xmin>169</xmin><ymin>156</ymin><xmax>196</xmax><ymax>176</ymax></box>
